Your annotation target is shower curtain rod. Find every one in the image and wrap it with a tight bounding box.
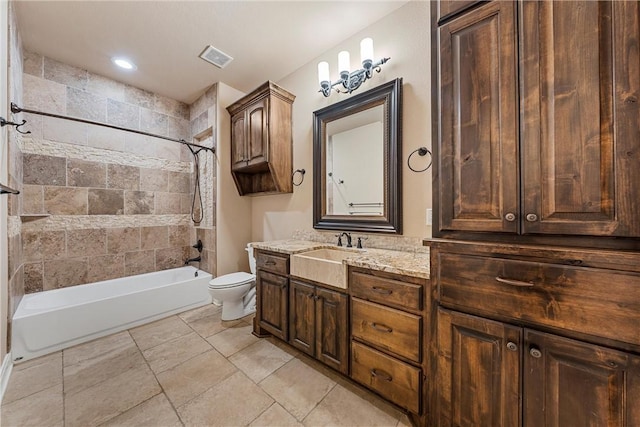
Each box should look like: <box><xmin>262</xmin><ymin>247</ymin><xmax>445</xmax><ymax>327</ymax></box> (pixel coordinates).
<box><xmin>10</xmin><ymin>103</ymin><xmax>215</xmax><ymax>154</ymax></box>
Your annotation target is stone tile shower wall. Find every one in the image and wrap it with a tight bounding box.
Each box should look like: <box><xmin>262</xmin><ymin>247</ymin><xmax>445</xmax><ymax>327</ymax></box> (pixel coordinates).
<box><xmin>189</xmin><ymin>84</ymin><xmax>217</xmax><ymax>277</ymax></box>
<box><xmin>7</xmin><ymin>2</ymin><xmax>25</xmax><ymax>334</ymax></box>
<box><xmin>18</xmin><ymin>52</ymin><xmax>211</xmax><ymax>292</ymax></box>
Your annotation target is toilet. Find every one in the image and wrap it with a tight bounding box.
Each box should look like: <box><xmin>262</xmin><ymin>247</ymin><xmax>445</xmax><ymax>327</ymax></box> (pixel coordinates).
<box><xmin>208</xmin><ymin>243</ymin><xmax>257</xmax><ymax>321</ymax></box>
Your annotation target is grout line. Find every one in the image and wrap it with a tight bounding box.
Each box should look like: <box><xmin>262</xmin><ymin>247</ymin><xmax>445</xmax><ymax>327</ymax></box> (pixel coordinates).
<box><xmin>126</xmin><ymin>327</ymin><xmax>186</xmax><ymax>427</ymax></box>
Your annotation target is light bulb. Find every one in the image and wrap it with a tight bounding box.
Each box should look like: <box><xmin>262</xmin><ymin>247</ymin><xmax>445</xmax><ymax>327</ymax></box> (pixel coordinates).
<box><xmin>338</xmin><ymin>51</ymin><xmax>350</xmax><ymax>75</ymax></box>
<box><xmin>318</xmin><ymin>61</ymin><xmax>330</xmax><ymax>84</ymax></box>
<box><xmin>360</xmin><ymin>38</ymin><xmax>374</xmax><ymax>64</ymax></box>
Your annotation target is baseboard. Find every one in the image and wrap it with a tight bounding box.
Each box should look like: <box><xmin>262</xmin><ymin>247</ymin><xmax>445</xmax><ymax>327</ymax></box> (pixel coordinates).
<box><xmin>0</xmin><ymin>352</ymin><xmax>13</xmax><ymax>404</ymax></box>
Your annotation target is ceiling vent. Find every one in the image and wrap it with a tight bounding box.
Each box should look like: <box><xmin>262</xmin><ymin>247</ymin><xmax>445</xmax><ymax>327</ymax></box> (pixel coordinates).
<box><xmin>199</xmin><ymin>45</ymin><xmax>233</xmax><ymax>69</ymax></box>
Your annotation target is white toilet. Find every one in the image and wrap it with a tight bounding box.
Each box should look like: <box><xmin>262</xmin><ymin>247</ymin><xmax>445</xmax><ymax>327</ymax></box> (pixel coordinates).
<box><xmin>208</xmin><ymin>243</ymin><xmax>257</xmax><ymax>321</ymax></box>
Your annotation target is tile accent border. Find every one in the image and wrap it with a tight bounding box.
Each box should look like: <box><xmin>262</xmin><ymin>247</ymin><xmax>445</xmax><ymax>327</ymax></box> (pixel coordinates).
<box><xmin>22</xmin><ymin>138</ymin><xmax>192</xmax><ymax>173</ymax></box>
<box><xmin>21</xmin><ymin>214</ymin><xmax>191</xmax><ymax>232</ymax></box>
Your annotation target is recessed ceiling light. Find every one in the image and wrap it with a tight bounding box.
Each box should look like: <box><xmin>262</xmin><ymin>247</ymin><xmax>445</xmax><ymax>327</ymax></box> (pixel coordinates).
<box><xmin>112</xmin><ymin>57</ymin><xmax>137</xmax><ymax>70</ymax></box>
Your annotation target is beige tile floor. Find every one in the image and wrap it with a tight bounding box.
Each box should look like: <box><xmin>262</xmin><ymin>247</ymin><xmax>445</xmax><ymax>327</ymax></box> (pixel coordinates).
<box><xmin>1</xmin><ymin>304</ymin><xmax>412</xmax><ymax>427</ymax></box>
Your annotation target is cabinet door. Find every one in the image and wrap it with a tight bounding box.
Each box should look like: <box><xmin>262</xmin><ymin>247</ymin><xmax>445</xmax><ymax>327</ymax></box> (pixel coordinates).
<box><xmin>230</xmin><ymin>112</ymin><xmax>247</xmax><ymax>170</ymax></box>
<box><xmin>436</xmin><ymin>308</ymin><xmax>521</xmax><ymax>427</ymax></box>
<box><xmin>315</xmin><ymin>287</ymin><xmax>349</xmax><ymax>375</ymax></box>
<box><xmin>289</xmin><ymin>280</ymin><xmax>315</xmax><ymax>356</ymax></box>
<box><xmin>257</xmin><ymin>271</ymin><xmax>288</xmax><ymax>341</ymax></box>
<box><xmin>437</xmin><ymin>1</ymin><xmax>519</xmax><ymax>234</ymax></box>
<box><xmin>246</xmin><ymin>98</ymin><xmax>269</xmax><ymax>167</ymax></box>
<box><xmin>524</xmin><ymin>330</ymin><xmax>640</xmax><ymax>427</ymax></box>
<box><xmin>520</xmin><ymin>1</ymin><xmax>640</xmax><ymax>237</ymax></box>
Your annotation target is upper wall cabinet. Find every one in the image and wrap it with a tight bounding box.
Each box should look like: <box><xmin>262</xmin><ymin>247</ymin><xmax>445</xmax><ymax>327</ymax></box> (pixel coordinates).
<box><xmin>227</xmin><ymin>81</ymin><xmax>296</xmax><ymax>196</ymax></box>
<box><xmin>433</xmin><ymin>1</ymin><xmax>640</xmax><ymax>240</ymax></box>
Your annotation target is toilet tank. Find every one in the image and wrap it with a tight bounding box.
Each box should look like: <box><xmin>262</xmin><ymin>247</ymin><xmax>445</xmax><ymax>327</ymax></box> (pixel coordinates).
<box><xmin>246</xmin><ymin>243</ymin><xmax>257</xmax><ymax>275</ymax></box>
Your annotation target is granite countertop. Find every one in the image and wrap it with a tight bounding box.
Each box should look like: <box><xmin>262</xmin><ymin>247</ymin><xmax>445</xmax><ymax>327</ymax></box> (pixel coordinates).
<box><xmin>252</xmin><ymin>240</ymin><xmax>430</xmax><ymax>279</ymax></box>
<box><xmin>252</xmin><ymin>240</ymin><xmax>326</xmax><ymax>254</ymax></box>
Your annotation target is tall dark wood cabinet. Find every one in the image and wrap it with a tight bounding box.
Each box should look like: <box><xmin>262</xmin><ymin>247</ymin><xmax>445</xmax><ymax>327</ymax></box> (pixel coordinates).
<box><xmin>434</xmin><ymin>0</ymin><xmax>640</xmax><ymax>240</ymax></box>
<box><xmin>437</xmin><ymin>0</ymin><xmax>519</xmax><ymax>234</ymax></box>
<box><xmin>431</xmin><ymin>1</ymin><xmax>640</xmax><ymax>426</ymax></box>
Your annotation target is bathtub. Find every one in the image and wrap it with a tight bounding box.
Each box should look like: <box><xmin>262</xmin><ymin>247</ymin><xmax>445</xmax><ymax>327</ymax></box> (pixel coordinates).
<box><xmin>11</xmin><ymin>266</ymin><xmax>212</xmax><ymax>363</ymax></box>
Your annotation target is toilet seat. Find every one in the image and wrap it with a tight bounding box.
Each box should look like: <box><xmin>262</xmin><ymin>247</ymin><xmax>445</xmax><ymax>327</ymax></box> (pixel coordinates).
<box><xmin>208</xmin><ymin>272</ymin><xmax>255</xmax><ymax>289</ymax></box>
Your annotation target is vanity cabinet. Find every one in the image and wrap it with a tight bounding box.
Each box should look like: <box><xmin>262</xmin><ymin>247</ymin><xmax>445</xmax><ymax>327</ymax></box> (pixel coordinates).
<box><xmin>349</xmin><ymin>267</ymin><xmax>428</xmax><ymax>416</ymax></box>
<box><xmin>289</xmin><ymin>279</ymin><xmax>349</xmax><ymax>374</ymax></box>
<box><xmin>226</xmin><ymin>81</ymin><xmax>295</xmax><ymax>196</ymax></box>
<box><xmin>437</xmin><ymin>308</ymin><xmax>640</xmax><ymax>427</ymax></box>
<box><xmin>430</xmin><ymin>241</ymin><xmax>640</xmax><ymax>427</ymax></box>
<box><xmin>254</xmin><ymin>250</ymin><xmax>289</xmax><ymax>340</ymax></box>
<box><xmin>433</xmin><ymin>0</ymin><xmax>640</xmax><ymax>238</ymax></box>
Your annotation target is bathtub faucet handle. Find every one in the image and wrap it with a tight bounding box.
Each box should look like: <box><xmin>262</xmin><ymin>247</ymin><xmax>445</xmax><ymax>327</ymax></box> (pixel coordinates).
<box><xmin>192</xmin><ymin>240</ymin><xmax>203</xmax><ymax>253</ymax></box>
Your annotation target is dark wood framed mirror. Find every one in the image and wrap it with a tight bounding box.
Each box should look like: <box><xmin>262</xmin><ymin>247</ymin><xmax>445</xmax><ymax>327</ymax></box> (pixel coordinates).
<box><xmin>313</xmin><ymin>78</ymin><xmax>402</xmax><ymax>234</ymax></box>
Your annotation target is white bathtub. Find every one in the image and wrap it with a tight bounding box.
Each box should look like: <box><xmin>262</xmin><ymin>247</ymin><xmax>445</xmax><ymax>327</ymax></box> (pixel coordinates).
<box><xmin>11</xmin><ymin>266</ymin><xmax>212</xmax><ymax>363</ymax></box>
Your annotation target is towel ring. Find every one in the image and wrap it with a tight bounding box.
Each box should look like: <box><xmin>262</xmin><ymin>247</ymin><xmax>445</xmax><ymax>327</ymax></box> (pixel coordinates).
<box><xmin>292</xmin><ymin>169</ymin><xmax>306</xmax><ymax>186</ymax></box>
<box><xmin>407</xmin><ymin>147</ymin><xmax>432</xmax><ymax>173</ymax></box>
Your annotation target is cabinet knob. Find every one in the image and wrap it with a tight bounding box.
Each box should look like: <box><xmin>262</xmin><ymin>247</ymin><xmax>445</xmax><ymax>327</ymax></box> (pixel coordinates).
<box><xmin>506</xmin><ymin>342</ymin><xmax>518</xmax><ymax>352</ymax></box>
<box><xmin>526</xmin><ymin>213</ymin><xmax>538</xmax><ymax>222</ymax></box>
<box><xmin>504</xmin><ymin>212</ymin><xmax>516</xmax><ymax>222</ymax></box>
<box><xmin>529</xmin><ymin>346</ymin><xmax>542</xmax><ymax>358</ymax></box>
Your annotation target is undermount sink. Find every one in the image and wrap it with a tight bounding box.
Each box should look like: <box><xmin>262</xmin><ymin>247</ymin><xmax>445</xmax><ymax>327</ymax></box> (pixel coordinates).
<box><xmin>290</xmin><ymin>247</ymin><xmax>358</xmax><ymax>289</ymax></box>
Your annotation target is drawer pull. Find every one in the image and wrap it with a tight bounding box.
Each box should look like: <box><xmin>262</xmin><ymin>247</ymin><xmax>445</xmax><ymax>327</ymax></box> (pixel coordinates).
<box><xmin>371</xmin><ymin>286</ymin><xmax>392</xmax><ymax>295</ymax></box>
<box><xmin>495</xmin><ymin>276</ymin><xmax>535</xmax><ymax>288</ymax></box>
<box><xmin>264</xmin><ymin>260</ymin><xmax>276</xmax><ymax>266</ymax></box>
<box><xmin>371</xmin><ymin>322</ymin><xmax>393</xmax><ymax>333</ymax></box>
<box><xmin>370</xmin><ymin>368</ymin><xmax>393</xmax><ymax>382</ymax></box>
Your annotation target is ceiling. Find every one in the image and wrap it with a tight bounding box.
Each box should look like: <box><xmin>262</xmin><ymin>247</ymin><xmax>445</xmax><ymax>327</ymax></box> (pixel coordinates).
<box><xmin>14</xmin><ymin>1</ymin><xmax>410</xmax><ymax>104</ymax></box>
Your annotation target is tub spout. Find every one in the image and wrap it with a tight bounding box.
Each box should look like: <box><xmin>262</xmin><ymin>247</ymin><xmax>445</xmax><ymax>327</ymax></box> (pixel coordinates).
<box><xmin>184</xmin><ymin>256</ymin><xmax>201</xmax><ymax>265</ymax></box>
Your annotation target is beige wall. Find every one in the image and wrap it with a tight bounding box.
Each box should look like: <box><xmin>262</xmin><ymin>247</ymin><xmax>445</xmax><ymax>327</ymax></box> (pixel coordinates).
<box><xmin>251</xmin><ymin>1</ymin><xmax>432</xmax><ymax>244</ymax></box>
<box><xmin>216</xmin><ymin>83</ymin><xmax>252</xmax><ymax>275</ymax></box>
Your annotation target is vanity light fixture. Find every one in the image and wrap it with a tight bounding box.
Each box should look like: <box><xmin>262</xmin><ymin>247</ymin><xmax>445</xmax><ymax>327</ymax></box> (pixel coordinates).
<box><xmin>317</xmin><ymin>38</ymin><xmax>390</xmax><ymax>97</ymax></box>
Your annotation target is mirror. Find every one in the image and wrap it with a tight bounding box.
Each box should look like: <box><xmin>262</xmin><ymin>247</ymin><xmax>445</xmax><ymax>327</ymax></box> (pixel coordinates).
<box><xmin>313</xmin><ymin>78</ymin><xmax>402</xmax><ymax>234</ymax></box>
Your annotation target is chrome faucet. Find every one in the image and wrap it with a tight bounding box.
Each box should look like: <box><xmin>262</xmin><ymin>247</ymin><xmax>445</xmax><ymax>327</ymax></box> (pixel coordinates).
<box><xmin>336</xmin><ymin>232</ymin><xmax>352</xmax><ymax>248</ymax></box>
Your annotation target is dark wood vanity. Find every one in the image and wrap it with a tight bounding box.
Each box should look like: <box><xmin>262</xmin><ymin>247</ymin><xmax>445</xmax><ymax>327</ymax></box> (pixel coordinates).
<box><xmin>252</xmin><ymin>245</ymin><xmax>430</xmax><ymax>425</ymax></box>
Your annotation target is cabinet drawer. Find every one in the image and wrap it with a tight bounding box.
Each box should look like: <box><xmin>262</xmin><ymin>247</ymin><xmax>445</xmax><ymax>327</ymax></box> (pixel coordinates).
<box><xmin>437</xmin><ymin>0</ymin><xmax>482</xmax><ymax>22</ymax></box>
<box><xmin>351</xmin><ymin>298</ymin><xmax>421</xmax><ymax>363</ymax></box>
<box><xmin>437</xmin><ymin>252</ymin><xmax>640</xmax><ymax>347</ymax></box>
<box><xmin>351</xmin><ymin>341</ymin><xmax>421</xmax><ymax>414</ymax></box>
<box><xmin>350</xmin><ymin>271</ymin><xmax>422</xmax><ymax>311</ymax></box>
<box><xmin>256</xmin><ymin>251</ymin><xmax>288</xmax><ymax>275</ymax></box>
